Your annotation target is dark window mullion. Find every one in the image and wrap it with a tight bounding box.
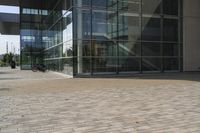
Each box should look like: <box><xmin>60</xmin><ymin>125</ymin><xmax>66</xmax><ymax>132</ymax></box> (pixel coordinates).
<box><xmin>161</xmin><ymin>0</ymin><xmax>164</xmax><ymax>72</ymax></box>
<box><xmin>90</xmin><ymin>0</ymin><xmax>93</xmax><ymax>76</ymax></box>
<box><xmin>117</xmin><ymin>0</ymin><xmax>119</xmax><ymax>74</ymax></box>
<box><xmin>178</xmin><ymin>0</ymin><xmax>183</xmax><ymax>72</ymax></box>
<box><xmin>140</xmin><ymin>0</ymin><xmax>143</xmax><ymax>73</ymax></box>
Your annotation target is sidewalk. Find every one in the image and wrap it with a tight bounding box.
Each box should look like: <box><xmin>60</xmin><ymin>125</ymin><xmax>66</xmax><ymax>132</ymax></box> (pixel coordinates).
<box><xmin>1</xmin><ymin>68</ymin><xmax>200</xmax><ymax>132</ymax></box>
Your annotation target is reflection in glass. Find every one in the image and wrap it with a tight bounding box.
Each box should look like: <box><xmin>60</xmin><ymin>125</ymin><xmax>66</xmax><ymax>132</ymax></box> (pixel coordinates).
<box><xmin>92</xmin><ymin>0</ymin><xmax>117</xmax><ymax>10</ymax></box>
<box><xmin>119</xmin><ymin>57</ymin><xmax>140</xmax><ymax>72</ymax></box>
<box><xmin>63</xmin><ymin>11</ymin><xmax>73</xmax><ymax>42</ymax></box>
<box><xmin>21</xmin><ymin>0</ymin><xmax>183</xmax><ymax>76</ymax></box>
<box><xmin>163</xmin><ymin>19</ymin><xmax>178</xmax><ymax>42</ymax></box>
<box><xmin>75</xmin><ymin>40</ymin><xmax>91</xmax><ymax>57</ymax></box>
<box><xmin>74</xmin><ymin>8</ymin><xmax>91</xmax><ymax>40</ymax></box>
<box><xmin>76</xmin><ymin>58</ymin><xmax>91</xmax><ymax>74</ymax></box>
<box><xmin>142</xmin><ymin>17</ymin><xmax>161</xmax><ymax>41</ymax></box>
<box><xmin>163</xmin><ymin>58</ymin><xmax>179</xmax><ymax>71</ymax></box>
<box><xmin>163</xmin><ymin>43</ymin><xmax>179</xmax><ymax>56</ymax></box>
<box><xmin>92</xmin><ymin>40</ymin><xmax>117</xmax><ymax>57</ymax></box>
<box><xmin>42</xmin><ymin>2</ymin><xmax>74</xmax><ymax>76</ymax></box>
<box><xmin>74</xmin><ymin>0</ymin><xmax>91</xmax><ymax>7</ymax></box>
<box><xmin>118</xmin><ymin>42</ymin><xmax>140</xmax><ymax>56</ymax></box>
<box><xmin>62</xmin><ymin>58</ymin><xmax>73</xmax><ymax>75</ymax></box>
<box><xmin>163</xmin><ymin>0</ymin><xmax>178</xmax><ymax>16</ymax></box>
<box><xmin>63</xmin><ymin>41</ymin><xmax>73</xmax><ymax>57</ymax></box>
<box><xmin>142</xmin><ymin>42</ymin><xmax>161</xmax><ymax>56</ymax></box>
<box><xmin>92</xmin><ymin>10</ymin><xmax>118</xmax><ymax>40</ymax></box>
<box><xmin>142</xmin><ymin>58</ymin><xmax>161</xmax><ymax>72</ymax></box>
<box><xmin>142</xmin><ymin>0</ymin><xmax>161</xmax><ymax>15</ymax></box>
<box><xmin>118</xmin><ymin>0</ymin><xmax>141</xmax><ymax>13</ymax></box>
<box><xmin>93</xmin><ymin>57</ymin><xmax>117</xmax><ymax>73</ymax></box>
<box><xmin>118</xmin><ymin>12</ymin><xmax>141</xmax><ymax>41</ymax></box>
<box><xmin>21</xmin><ymin>52</ymin><xmax>32</xmax><ymax>69</ymax></box>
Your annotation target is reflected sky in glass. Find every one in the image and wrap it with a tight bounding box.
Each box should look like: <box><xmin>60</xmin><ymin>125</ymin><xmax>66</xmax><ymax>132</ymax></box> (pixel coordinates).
<box><xmin>0</xmin><ymin>5</ymin><xmax>19</xmax><ymax>14</ymax></box>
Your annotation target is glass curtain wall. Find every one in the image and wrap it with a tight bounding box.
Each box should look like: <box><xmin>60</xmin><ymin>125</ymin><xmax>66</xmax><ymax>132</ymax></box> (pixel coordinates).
<box><xmin>43</xmin><ymin>0</ymin><xmax>73</xmax><ymax>76</ymax></box>
<box><xmin>20</xmin><ymin>1</ymin><xmax>46</xmax><ymax>69</ymax></box>
<box><xmin>21</xmin><ymin>0</ymin><xmax>182</xmax><ymax>76</ymax></box>
<box><xmin>73</xmin><ymin>0</ymin><xmax>183</xmax><ymax>76</ymax></box>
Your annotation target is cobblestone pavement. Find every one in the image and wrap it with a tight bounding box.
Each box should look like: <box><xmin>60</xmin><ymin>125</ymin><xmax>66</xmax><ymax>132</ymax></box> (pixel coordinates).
<box><xmin>0</xmin><ymin>67</ymin><xmax>69</xmax><ymax>81</ymax></box>
<box><xmin>1</xmin><ymin>68</ymin><xmax>200</xmax><ymax>133</ymax></box>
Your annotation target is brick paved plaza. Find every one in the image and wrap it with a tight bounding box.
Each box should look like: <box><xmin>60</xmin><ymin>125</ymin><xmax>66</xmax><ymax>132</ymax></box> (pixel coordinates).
<box><xmin>1</xmin><ymin>68</ymin><xmax>200</xmax><ymax>132</ymax></box>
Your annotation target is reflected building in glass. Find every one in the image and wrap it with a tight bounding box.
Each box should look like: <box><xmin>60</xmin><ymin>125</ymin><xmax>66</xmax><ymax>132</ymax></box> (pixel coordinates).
<box><xmin>20</xmin><ymin>0</ymin><xmax>183</xmax><ymax>77</ymax></box>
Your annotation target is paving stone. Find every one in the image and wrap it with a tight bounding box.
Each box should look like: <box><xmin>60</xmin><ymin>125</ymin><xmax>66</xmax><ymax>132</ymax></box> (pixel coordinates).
<box><xmin>1</xmin><ymin>68</ymin><xmax>200</xmax><ymax>132</ymax></box>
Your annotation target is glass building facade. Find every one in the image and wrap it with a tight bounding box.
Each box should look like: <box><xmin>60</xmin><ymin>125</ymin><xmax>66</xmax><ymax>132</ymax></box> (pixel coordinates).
<box><xmin>20</xmin><ymin>0</ymin><xmax>183</xmax><ymax>77</ymax></box>
<box><xmin>20</xmin><ymin>0</ymin><xmax>47</xmax><ymax>69</ymax></box>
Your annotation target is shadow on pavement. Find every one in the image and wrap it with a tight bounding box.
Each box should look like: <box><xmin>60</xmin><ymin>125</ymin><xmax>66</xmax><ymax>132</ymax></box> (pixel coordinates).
<box><xmin>0</xmin><ymin>88</ymin><xmax>11</xmax><ymax>91</ymax></box>
<box><xmin>78</xmin><ymin>72</ymin><xmax>200</xmax><ymax>82</ymax></box>
<box><xmin>0</xmin><ymin>78</ymin><xmax>21</xmax><ymax>80</ymax></box>
<box><xmin>0</xmin><ymin>72</ymin><xmax>13</xmax><ymax>74</ymax></box>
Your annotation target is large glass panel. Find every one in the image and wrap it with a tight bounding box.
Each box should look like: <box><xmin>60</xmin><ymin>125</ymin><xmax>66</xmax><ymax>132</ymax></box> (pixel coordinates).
<box><xmin>53</xmin><ymin>0</ymin><xmax>64</xmax><ymax>21</ymax></box>
<box><xmin>91</xmin><ymin>40</ymin><xmax>117</xmax><ymax>57</ymax></box>
<box><xmin>31</xmin><ymin>52</ymin><xmax>44</xmax><ymax>65</ymax></box>
<box><xmin>73</xmin><ymin>8</ymin><xmax>91</xmax><ymax>40</ymax></box>
<box><xmin>163</xmin><ymin>18</ymin><xmax>178</xmax><ymax>42</ymax></box>
<box><xmin>118</xmin><ymin>41</ymin><xmax>140</xmax><ymax>56</ymax></box>
<box><xmin>54</xmin><ymin>45</ymin><xmax>63</xmax><ymax>58</ymax></box>
<box><xmin>45</xmin><ymin>59</ymin><xmax>62</xmax><ymax>71</ymax></box>
<box><xmin>76</xmin><ymin>57</ymin><xmax>91</xmax><ymax>75</ymax></box>
<box><xmin>93</xmin><ymin>57</ymin><xmax>117</xmax><ymax>73</ymax></box>
<box><xmin>63</xmin><ymin>0</ymin><xmax>72</xmax><ymax>11</ymax></box>
<box><xmin>163</xmin><ymin>0</ymin><xmax>178</xmax><ymax>16</ymax></box>
<box><xmin>75</xmin><ymin>40</ymin><xmax>91</xmax><ymax>57</ymax></box>
<box><xmin>118</xmin><ymin>12</ymin><xmax>141</xmax><ymax>41</ymax></box>
<box><xmin>92</xmin><ymin>10</ymin><xmax>118</xmax><ymax>41</ymax></box>
<box><xmin>21</xmin><ymin>42</ymin><xmax>32</xmax><ymax>52</ymax></box>
<box><xmin>63</xmin><ymin>10</ymin><xmax>73</xmax><ymax>42</ymax></box>
<box><xmin>92</xmin><ymin>0</ymin><xmax>117</xmax><ymax>10</ymax></box>
<box><xmin>21</xmin><ymin>52</ymin><xmax>32</xmax><ymax>69</ymax></box>
<box><xmin>142</xmin><ymin>42</ymin><xmax>161</xmax><ymax>56</ymax></box>
<box><xmin>43</xmin><ymin>2</ymin><xmax>74</xmax><ymax>75</ymax></box>
<box><xmin>44</xmin><ymin>0</ymin><xmax>59</xmax><ymax>13</ymax></box>
<box><xmin>46</xmin><ymin>29</ymin><xmax>54</xmax><ymax>48</ymax></box>
<box><xmin>61</xmin><ymin>58</ymin><xmax>73</xmax><ymax>76</ymax></box>
<box><xmin>119</xmin><ymin>57</ymin><xmax>140</xmax><ymax>73</ymax></box>
<box><xmin>74</xmin><ymin>0</ymin><xmax>91</xmax><ymax>7</ymax></box>
<box><xmin>142</xmin><ymin>17</ymin><xmax>161</xmax><ymax>41</ymax></box>
<box><xmin>142</xmin><ymin>0</ymin><xmax>161</xmax><ymax>15</ymax></box>
<box><xmin>53</xmin><ymin>20</ymin><xmax>63</xmax><ymax>45</ymax></box>
<box><xmin>63</xmin><ymin>41</ymin><xmax>73</xmax><ymax>57</ymax></box>
<box><xmin>44</xmin><ymin>45</ymin><xmax>62</xmax><ymax>59</ymax></box>
<box><xmin>118</xmin><ymin>0</ymin><xmax>141</xmax><ymax>13</ymax></box>
<box><xmin>163</xmin><ymin>58</ymin><xmax>179</xmax><ymax>71</ymax></box>
<box><xmin>142</xmin><ymin>58</ymin><xmax>161</xmax><ymax>71</ymax></box>
<box><xmin>163</xmin><ymin>43</ymin><xmax>179</xmax><ymax>56</ymax></box>
<box><xmin>20</xmin><ymin>8</ymin><xmax>45</xmax><ymax>69</ymax></box>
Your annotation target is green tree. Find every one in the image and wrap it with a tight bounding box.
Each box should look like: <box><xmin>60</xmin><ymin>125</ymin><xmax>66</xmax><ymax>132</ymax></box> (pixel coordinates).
<box><xmin>0</xmin><ymin>60</ymin><xmax>5</xmax><ymax>67</ymax></box>
<box><xmin>2</xmin><ymin>53</ymin><xmax>14</xmax><ymax>65</ymax></box>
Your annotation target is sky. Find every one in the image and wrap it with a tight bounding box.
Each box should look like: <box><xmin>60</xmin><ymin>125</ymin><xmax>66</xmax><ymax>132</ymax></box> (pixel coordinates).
<box><xmin>0</xmin><ymin>5</ymin><xmax>20</xmax><ymax>55</ymax></box>
<box><xmin>0</xmin><ymin>35</ymin><xmax>20</xmax><ymax>55</ymax></box>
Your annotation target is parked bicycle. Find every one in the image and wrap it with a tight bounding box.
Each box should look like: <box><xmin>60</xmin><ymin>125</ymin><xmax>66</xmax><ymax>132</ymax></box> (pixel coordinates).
<box><xmin>32</xmin><ymin>64</ymin><xmax>46</xmax><ymax>72</ymax></box>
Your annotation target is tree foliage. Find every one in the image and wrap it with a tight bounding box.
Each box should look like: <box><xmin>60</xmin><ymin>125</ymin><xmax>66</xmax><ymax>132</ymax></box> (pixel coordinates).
<box><xmin>1</xmin><ymin>53</ymin><xmax>14</xmax><ymax>65</ymax></box>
